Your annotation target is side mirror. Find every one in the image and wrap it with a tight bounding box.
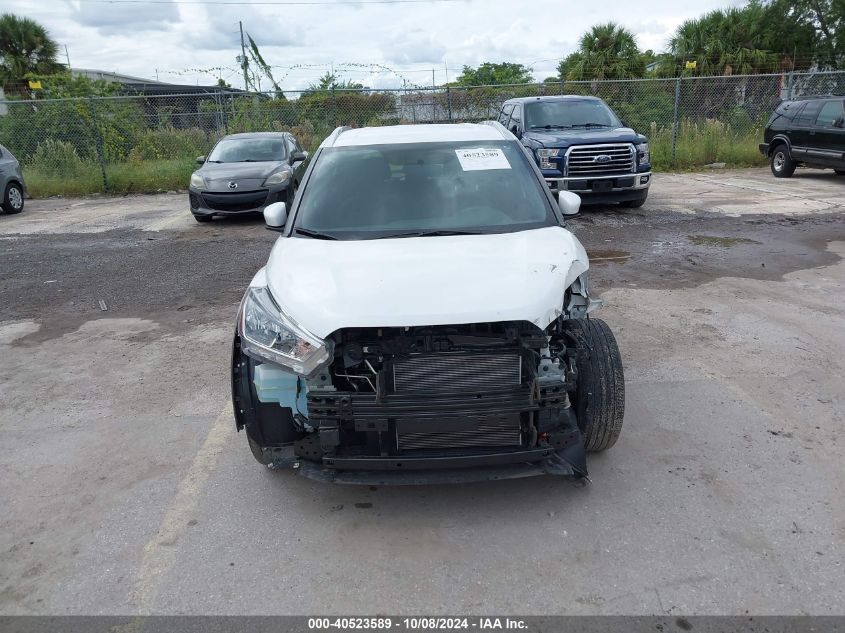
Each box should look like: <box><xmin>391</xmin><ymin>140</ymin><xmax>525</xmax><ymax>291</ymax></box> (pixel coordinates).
<box><xmin>557</xmin><ymin>191</ymin><xmax>581</xmax><ymax>216</ymax></box>
<box><xmin>620</xmin><ymin>120</ymin><xmax>629</xmax><ymax>128</ymax></box>
<box><xmin>263</xmin><ymin>202</ymin><xmax>287</xmax><ymax>231</ymax></box>
<box><xmin>292</xmin><ymin>150</ymin><xmax>308</xmax><ymax>163</ymax></box>
<box><xmin>510</xmin><ymin>126</ymin><xmax>522</xmax><ymax>139</ymax></box>
<box><xmin>196</xmin><ymin>156</ymin><xmax>206</xmax><ymax>165</ymax></box>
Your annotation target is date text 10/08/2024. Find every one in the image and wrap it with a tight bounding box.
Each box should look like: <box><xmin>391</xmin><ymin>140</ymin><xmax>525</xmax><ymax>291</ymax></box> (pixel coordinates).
<box><xmin>307</xmin><ymin>618</ymin><xmax>529</xmax><ymax>630</ymax></box>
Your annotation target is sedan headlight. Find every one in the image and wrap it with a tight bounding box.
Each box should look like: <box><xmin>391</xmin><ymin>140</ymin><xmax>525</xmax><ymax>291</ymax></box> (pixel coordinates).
<box><xmin>263</xmin><ymin>170</ymin><xmax>291</xmax><ymax>186</ymax></box>
<box><xmin>636</xmin><ymin>142</ymin><xmax>650</xmax><ymax>165</ymax></box>
<box><xmin>190</xmin><ymin>173</ymin><xmax>205</xmax><ymax>189</ymax></box>
<box><xmin>238</xmin><ymin>286</ymin><xmax>329</xmax><ymax>375</ymax></box>
<box><xmin>536</xmin><ymin>148</ymin><xmax>560</xmax><ymax>170</ymax></box>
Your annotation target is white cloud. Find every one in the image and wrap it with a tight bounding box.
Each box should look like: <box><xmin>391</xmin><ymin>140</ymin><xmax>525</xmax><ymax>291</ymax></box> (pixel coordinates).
<box><xmin>6</xmin><ymin>0</ymin><xmax>747</xmax><ymax>89</ymax></box>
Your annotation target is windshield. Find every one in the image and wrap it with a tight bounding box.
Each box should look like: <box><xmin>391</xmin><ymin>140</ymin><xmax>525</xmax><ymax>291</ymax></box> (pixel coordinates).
<box><xmin>525</xmin><ymin>100</ymin><xmax>621</xmax><ymax>129</ymax></box>
<box><xmin>293</xmin><ymin>141</ymin><xmax>556</xmax><ymax>239</ymax></box>
<box><xmin>207</xmin><ymin>138</ymin><xmax>287</xmax><ymax>163</ymax></box>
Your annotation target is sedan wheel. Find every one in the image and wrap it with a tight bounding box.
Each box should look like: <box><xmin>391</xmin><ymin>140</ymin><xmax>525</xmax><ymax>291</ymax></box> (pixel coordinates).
<box><xmin>2</xmin><ymin>183</ymin><xmax>24</xmax><ymax>214</ymax></box>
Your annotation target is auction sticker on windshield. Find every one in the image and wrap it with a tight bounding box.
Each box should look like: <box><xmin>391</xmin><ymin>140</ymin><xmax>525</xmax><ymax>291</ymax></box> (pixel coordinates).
<box><xmin>455</xmin><ymin>148</ymin><xmax>511</xmax><ymax>171</ymax></box>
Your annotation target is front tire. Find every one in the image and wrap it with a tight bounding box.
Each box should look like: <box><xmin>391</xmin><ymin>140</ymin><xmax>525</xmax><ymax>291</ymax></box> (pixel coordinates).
<box><xmin>770</xmin><ymin>145</ymin><xmax>796</xmax><ymax>178</ymax></box>
<box><xmin>2</xmin><ymin>182</ymin><xmax>24</xmax><ymax>214</ymax></box>
<box><xmin>835</xmin><ymin>170</ymin><xmax>845</xmax><ymax>176</ymax></box>
<box><xmin>566</xmin><ymin>318</ymin><xmax>626</xmax><ymax>452</ymax></box>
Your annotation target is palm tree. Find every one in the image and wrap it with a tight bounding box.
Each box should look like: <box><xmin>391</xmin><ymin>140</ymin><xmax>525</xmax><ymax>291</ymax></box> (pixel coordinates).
<box><xmin>0</xmin><ymin>14</ymin><xmax>63</xmax><ymax>91</ymax></box>
<box><xmin>558</xmin><ymin>23</ymin><xmax>646</xmax><ymax>80</ymax></box>
<box><xmin>668</xmin><ymin>6</ymin><xmax>779</xmax><ymax>76</ymax></box>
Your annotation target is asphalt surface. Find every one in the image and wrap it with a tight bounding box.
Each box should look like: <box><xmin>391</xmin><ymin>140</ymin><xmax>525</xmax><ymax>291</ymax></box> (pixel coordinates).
<box><xmin>0</xmin><ymin>168</ymin><xmax>843</xmax><ymax>615</ymax></box>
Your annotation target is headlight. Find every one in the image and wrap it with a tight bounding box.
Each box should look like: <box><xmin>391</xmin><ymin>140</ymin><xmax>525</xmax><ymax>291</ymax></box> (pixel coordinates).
<box><xmin>238</xmin><ymin>286</ymin><xmax>330</xmax><ymax>375</ymax></box>
<box><xmin>536</xmin><ymin>148</ymin><xmax>560</xmax><ymax>170</ymax></box>
<box><xmin>190</xmin><ymin>173</ymin><xmax>205</xmax><ymax>189</ymax></box>
<box><xmin>263</xmin><ymin>170</ymin><xmax>290</xmax><ymax>186</ymax></box>
<box><xmin>636</xmin><ymin>142</ymin><xmax>650</xmax><ymax>165</ymax></box>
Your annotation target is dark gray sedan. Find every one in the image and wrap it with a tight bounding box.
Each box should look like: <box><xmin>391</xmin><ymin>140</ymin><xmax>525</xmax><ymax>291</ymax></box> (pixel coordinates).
<box><xmin>189</xmin><ymin>132</ymin><xmax>308</xmax><ymax>223</ymax></box>
<box><xmin>1</xmin><ymin>144</ymin><xmax>25</xmax><ymax>215</ymax></box>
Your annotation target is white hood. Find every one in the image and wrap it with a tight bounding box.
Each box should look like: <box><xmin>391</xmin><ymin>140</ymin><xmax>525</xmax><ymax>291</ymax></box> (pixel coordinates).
<box><xmin>258</xmin><ymin>226</ymin><xmax>589</xmax><ymax>339</ymax></box>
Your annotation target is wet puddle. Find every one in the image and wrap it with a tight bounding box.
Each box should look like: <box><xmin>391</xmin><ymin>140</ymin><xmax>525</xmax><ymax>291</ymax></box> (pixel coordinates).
<box><xmin>687</xmin><ymin>235</ymin><xmax>761</xmax><ymax>247</ymax></box>
<box><xmin>587</xmin><ymin>249</ymin><xmax>631</xmax><ymax>264</ymax></box>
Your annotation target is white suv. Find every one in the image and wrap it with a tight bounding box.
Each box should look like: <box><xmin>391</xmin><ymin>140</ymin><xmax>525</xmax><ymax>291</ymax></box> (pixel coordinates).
<box><xmin>231</xmin><ymin>122</ymin><xmax>625</xmax><ymax>484</ymax></box>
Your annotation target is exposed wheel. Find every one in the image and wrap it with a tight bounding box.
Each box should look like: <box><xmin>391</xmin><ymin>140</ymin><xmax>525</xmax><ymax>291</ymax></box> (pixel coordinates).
<box><xmin>565</xmin><ymin>318</ymin><xmax>625</xmax><ymax>451</ymax></box>
<box><xmin>770</xmin><ymin>144</ymin><xmax>796</xmax><ymax>178</ymax></box>
<box><xmin>835</xmin><ymin>170</ymin><xmax>845</xmax><ymax>176</ymax></box>
<box><xmin>2</xmin><ymin>182</ymin><xmax>24</xmax><ymax>214</ymax></box>
<box><xmin>193</xmin><ymin>213</ymin><xmax>212</xmax><ymax>223</ymax></box>
<box><xmin>621</xmin><ymin>194</ymin><xmax>647</xmax><ymax>208</ymax></box>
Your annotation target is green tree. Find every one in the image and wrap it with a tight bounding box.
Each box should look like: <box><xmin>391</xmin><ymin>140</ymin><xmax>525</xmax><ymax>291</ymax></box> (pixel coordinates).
<box><xmin>455</xmin><ymin>62</ymin><xmax>534</xmax><ymax>86</ymax></box>
<box><xmin>762</xmin><ymin>0</ymin><xmax>843</xmax><ymax>68</ymax></box>
<box><xmin>558</xmin><ymin>23</ymin><xmax>646</xmax><ymax>80</ymax></box>
<box><xmin>0</xmin><ymin>14</ymin><xmax>63</xmax><ymax>91</ymax></box>
<box><xmin>667</xmin><ymin>4</ymin><xmax>787</xmax><ymax>75</ymax></box>
<box><xmin>308</xmin><ymin>72</ymin><xmax>364</xmax><ymax>92</ymax></box>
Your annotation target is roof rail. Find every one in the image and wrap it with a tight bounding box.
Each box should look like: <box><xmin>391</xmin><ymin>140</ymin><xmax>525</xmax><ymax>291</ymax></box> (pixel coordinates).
<box><xmin>321</xmin><ymin>125</ymin><xmax>353</xmax><ymax>148</ymax></box>
<box><xmin>478</xmin><ymin>120</ymin><xmax>511</xmax><ymax>138</ymax></box>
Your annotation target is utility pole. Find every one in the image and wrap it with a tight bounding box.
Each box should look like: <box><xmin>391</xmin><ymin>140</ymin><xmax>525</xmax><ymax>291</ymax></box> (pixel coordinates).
<box><xmin>432</xmin><ymin>68</ymin><xmax>435</xmax><ymax>88</ymax></box>
<box><xmin>239</xmin><ymin>21</ymin><xmax>249</xmax><ymax>90</ymax></box>
<box><xmin>64</xmin><ymin>44</ymin><xmax>71</xmax><ymax>70</ymax></box>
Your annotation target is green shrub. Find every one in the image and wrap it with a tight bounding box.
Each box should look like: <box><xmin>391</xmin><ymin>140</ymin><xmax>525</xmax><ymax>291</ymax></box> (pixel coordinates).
<box><xmin>29</xmin><ymin>139</ymin><xmax>88</xmax><ymax>177</ymax></box>
<box><xmin>128</xmin><ymin>127</ymin><xmax>212</xmax><ymax>162</ymax></box>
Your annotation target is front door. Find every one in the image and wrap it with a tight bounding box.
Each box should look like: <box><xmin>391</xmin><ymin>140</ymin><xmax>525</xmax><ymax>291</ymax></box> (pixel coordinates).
<box><xmin>812</xmin><ymin>99</ymin><xmax>845</xmax><ymax>169</ymax></box>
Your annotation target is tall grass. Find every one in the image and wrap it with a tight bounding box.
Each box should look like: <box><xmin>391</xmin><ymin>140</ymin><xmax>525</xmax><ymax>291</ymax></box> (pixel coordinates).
<box><xmin>22</xmin><ymin>119</ymin><xmax>769</xmax><ymax>198</ymax></box>
<box><xmin>650</xmin><ymin>119</ymin><xmax>767</xmax><ymax>170</ymax></box>
<box><xmin>25</xmin><ymin>159</ymin><xmax>193</xmax><ymax>197</ymax></box>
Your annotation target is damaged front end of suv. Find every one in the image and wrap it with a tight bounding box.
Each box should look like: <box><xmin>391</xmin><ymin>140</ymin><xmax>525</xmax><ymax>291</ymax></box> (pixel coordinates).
<box><xmin>231</xmin><ymin>123</ymin><xmax>625</xmax><ymax>484</ymax></box>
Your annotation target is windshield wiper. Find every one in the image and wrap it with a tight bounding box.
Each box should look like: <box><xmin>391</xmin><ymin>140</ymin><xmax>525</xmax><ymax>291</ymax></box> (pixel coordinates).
<box><xmin>206</xmin><ymin>160</ymin><xmax>222</xmax><ymax>163</ymax></box>
<box><xmin>572</xmin><ymin>122</ymin><xmax>611</xmax><ymax>128</ymax></box>
<box><xmin>293</xmin><ymin>227</ymin><xmax>338</xmax><ymax>240</ymax></box>
<box><xmin>530</xmin><ymin>124</ymin><xmax>572</xmax><ymax>130</ymax></box>
<box><xmin>377</xmin><ymin>229</ymin><xmax>484</xmax><ymax>239</ymax></box>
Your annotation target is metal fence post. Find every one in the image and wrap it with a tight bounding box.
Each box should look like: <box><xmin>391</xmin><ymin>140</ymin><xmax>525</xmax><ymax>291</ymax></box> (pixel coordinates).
<box><xmin>560</xmin><ymin>78</ymin><xmax>565</xmax><ymax>95</ymax></box>
<box><xmin>671</xmin><ymin>77</ymin><xmax>682</xmax><ymax>165</ymax></box>
<box><xmin>331</xmin><ymin>86</ymin><xmax>337</xmax><ymax>126</ymax></box>
<box><xmin>88</xmin><ymin>97</ymin><xmax>108</xmax><ymax>191</ymax></box>
<box><xmin>446</xmin><ymin>86</ymin><xmax>452</xmax><ymax>121</ymax></box>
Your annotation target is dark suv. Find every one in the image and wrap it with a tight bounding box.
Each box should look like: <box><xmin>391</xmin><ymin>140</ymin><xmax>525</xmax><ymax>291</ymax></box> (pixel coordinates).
<box><xmin>759</xmin><ymin>96</ymin><xmax>845</xmax><ymax>178</ymax></box>
<box><xmin>498</xmin><ymin>96</ymin><xmax>651</xmax><ymax>207</ymax></box>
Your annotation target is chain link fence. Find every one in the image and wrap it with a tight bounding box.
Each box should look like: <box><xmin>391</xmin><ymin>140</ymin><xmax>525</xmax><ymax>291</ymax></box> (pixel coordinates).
<box><xmin>1</xmin><ymin>71</ymin><xmax>844</xmax><ymax>197</ymax></box>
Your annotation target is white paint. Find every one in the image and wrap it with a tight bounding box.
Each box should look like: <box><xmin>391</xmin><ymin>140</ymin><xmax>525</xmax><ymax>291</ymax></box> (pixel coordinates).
<box><xmin>330</xmin><ymin>123</ymin><xmax>506</xmax><ymax>148</ymax></box>
<box><xmin>455</xmin><ymin>148</ymin><xmax>511</xmax><ymax>171</ymax></box>
<box><xmin>257</xmin><ymin>226</ymin><xmax>589</xmax><ymax>338</ymax></box>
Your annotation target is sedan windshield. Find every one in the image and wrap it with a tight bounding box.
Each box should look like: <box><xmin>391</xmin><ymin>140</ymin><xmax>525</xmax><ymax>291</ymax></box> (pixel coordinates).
<box><xmin>207</xmin><ymin>138</ymin><xmax>287</xmax><ymax>163</ymax></box>
<box><xmin>526</xmin><ymin>100</ymin><xmax>621</xmax><ymax>129</ymax></box>
<box><xmin>294</xmin><ymin>141</ymin><xmax>556</xmax><ymax>239</ymax></box>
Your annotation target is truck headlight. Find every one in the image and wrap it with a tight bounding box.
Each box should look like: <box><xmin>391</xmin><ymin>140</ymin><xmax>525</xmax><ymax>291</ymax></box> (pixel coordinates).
<box><xmin>190</xmin><ymin>173</ymin><xmax>205</xmax><ymax>189</ymax></box>
<box><xmin>238</xmin><ymin>286</ymin><xmax>330</xmax><ymax>375</ymax></box>
<box><xmin>536</xmin><ymin>148</ymin><xmax>561</xmax><ymax>170</ymax></box>
<box><xmin>636</xmin><ymin>142</ymin><xmax>650</xmax><ymax>165</ymax></box>
<box><xmin>263</xmin><ymin>170</ymin><xmax>290</xmax><ymax>186</ymax></box>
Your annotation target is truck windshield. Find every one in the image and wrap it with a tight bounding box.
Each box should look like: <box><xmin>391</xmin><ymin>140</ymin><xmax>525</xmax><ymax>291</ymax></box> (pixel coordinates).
<box><xmin>526</xmin><ymin>100</ymin><xmax>621</xmax><ymax>129</ymax></box>
<box><xmin>293</xmin><ymin>141</ymin><xmax>556</xmax><ymax>240</ymax></box>
<box><xmin>207</xmin><ymin>138</ymin><xmax>287</xmax><ymax>163</ymax></box>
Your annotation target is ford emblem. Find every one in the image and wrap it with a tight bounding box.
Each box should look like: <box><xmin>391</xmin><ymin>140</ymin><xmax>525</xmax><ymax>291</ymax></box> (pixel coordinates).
<box><xmin>594</xmin><ymin>155</ymin><xmax>612</xmax><ymax>163</ymax></box>
<box><xmin>228</xmin><ymin>181</ymin><xmax>238</xmax><ymax>189</ymax></box>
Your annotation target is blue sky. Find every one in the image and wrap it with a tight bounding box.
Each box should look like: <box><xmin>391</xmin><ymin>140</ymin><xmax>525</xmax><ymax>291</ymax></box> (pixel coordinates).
<box><xmin>9</xmin><ymin>0</ymin><xmax>743</xmax><ymax>90</ymax></box>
